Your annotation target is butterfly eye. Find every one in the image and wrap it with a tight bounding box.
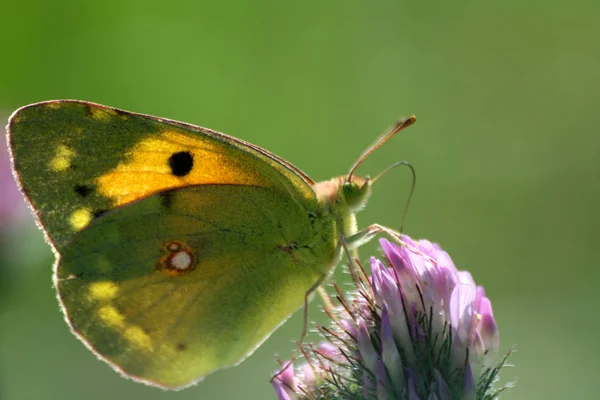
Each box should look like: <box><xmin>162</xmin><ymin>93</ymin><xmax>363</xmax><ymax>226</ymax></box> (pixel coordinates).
<box><xmin>342</xmin><ymin>181</ymin><xmax>361</xmax><ymax>205</ymax></box>
<box><xmin>342</xmin><ymin>178</ymin><xmax>371</xmax><ymax>212</ymax></box>
<box><xmin>342</xmin><ymin>181</ymin><xmax>356</xmax><ymax>199</ymax></box>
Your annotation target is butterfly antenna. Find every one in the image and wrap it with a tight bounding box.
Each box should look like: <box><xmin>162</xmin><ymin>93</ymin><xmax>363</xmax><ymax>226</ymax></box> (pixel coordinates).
<box><xmin>371</xmin><ymin>160</ymin><xmax>416</xmax><ymax>234</ymax></box>
<box><xmin>347</xmin><ymin>116</ymin><xmax>416</xmax><ymax>182</ymax></box>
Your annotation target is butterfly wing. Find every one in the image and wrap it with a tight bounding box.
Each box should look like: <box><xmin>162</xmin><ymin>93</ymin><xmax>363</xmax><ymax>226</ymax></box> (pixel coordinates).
<box><xmin>8</xmin><ymin>100</ymin><xmax>341</xmax><ymax>388</ymax></box>
<box><xmin>57</xmin><ymin>184</ymin><xmax>335</xmax><ymax>388</ymax></box>
<box><xmin>7</xmin><ymin>100</ymin><xmax>316</xmax><ymax>251</ymax></box>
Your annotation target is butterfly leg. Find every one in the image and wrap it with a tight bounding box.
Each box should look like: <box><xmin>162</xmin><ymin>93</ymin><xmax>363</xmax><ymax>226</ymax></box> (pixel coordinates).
<box><xmin>272</xmin><ymin>225</ymin><xmax>413</xmax><ymax>382</ymax></box>
<box><xmin>345</xmin><ymin>223</ymin><xmax>406</xmax><ymax>249</ymax></box>
<box><xmin>346</xmin><ymin>223</ymin><xmax>435</xmax><ymax>262</ymax></box>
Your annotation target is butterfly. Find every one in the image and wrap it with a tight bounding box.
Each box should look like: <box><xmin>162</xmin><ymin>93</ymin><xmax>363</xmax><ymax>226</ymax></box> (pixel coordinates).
<box><xmin>7</xmin><ymin>100</ymin><xmax>415</xmax><ymax>389</ymax></box>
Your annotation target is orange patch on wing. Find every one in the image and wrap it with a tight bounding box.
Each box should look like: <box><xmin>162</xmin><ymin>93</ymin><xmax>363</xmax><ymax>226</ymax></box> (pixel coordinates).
<box><xmin>96</xmin><ymin>130</ymin><xmax>268</xmax><ymax>206</ymax></box>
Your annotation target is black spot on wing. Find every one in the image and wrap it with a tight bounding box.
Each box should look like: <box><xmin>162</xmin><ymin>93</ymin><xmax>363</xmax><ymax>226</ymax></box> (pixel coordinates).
<box><xmin>74</xmin><ymin>184</ymin><xmax>94</xmax><ymax>197</ymax></box>
<box><xmin>93</xmin><ymin>209</ymin><xmax>108</xmax><ymax>219</ymax></box>
<box><xmin>176</xmin><ymin>343</ymin><xmax>187</xmax><ymax>351</ymax></box>
<box><xmin>159</xmin><ymin>191</ymin><xmax>174</xmax><ymax>209</ymax></box>
<box><xmin>168</xmin><ymin>151</ymin><xmax>193</xmax><ymax>177</ymax></box>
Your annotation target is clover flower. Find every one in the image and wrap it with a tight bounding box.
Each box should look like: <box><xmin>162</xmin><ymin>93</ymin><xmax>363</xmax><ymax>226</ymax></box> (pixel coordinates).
<box><xmin>273</xmin><ymin>236</ymin><xmax>510</xmax><ymax>399</ymax></box>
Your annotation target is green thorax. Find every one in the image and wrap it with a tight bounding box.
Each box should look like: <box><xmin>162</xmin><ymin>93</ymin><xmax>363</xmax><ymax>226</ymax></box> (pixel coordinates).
<box><xmin>314</xmin><ymin>174</ymin><xmax>371</xmax><ymax>236</ymax></box>
<box><xmin>299</xmin><ymin>175</ymin><xmax>371</xmax><ymax>275</ymax></box>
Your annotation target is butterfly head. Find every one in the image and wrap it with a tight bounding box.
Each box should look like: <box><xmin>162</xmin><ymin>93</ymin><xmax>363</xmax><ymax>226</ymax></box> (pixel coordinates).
<box><xmin>314</xmin><ymin>175</ymin><xmax>371</xmax><ymax>213</ymax></box>
<box><xmin>342</xmin><ymin>175</ymin><xmax>372</xmax><ymax>213</ymax></box>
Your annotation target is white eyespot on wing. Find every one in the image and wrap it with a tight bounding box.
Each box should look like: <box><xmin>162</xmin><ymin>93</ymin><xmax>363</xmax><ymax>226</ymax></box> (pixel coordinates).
<box><xmin>170</xmin><ymin>250</ymin><xmax>192</xmax><ymax>271</ymax></box>
<box><xmin>158</xmin><ymin>241</ymin><xmax>196</xmax><ymax>276</ymax></box>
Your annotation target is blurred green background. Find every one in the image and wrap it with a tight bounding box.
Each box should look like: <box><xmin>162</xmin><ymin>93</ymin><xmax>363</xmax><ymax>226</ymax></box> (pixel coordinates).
<box><xmin>0</xmin><ymin>1</ymin><xmax>598</xmax><ymax>399</ymax></box>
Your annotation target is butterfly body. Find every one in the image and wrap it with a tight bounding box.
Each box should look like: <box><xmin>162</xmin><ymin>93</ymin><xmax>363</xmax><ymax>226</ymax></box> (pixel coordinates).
<box><xmin>7</xmin><ymin>100</ymin><xmax>373</xmax><ymax>388</ymax></box>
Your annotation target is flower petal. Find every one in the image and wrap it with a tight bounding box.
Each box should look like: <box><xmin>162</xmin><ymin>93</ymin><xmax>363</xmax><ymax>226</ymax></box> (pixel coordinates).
<box><xmin>381</xmin><ymin>307</ymin><xmax>405</xmax><ymax>391</ymax></box>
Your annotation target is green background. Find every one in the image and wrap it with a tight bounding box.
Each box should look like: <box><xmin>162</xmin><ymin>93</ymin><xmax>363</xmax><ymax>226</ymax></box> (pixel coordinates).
<box><xmin>0</xmin><ymin>1</ymin><xmax>597</xmax><ymax>399</ymax></box>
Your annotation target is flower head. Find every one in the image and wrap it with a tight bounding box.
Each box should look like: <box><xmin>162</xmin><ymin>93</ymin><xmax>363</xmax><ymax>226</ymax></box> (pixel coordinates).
<box><xmin>273</xmin><ymin>235</ymin><xmax>510</xmax><ymax>399</ymax></box>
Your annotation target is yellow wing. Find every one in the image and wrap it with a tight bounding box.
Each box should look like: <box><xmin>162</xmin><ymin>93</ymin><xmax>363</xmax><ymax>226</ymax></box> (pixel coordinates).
<box><xmin>56</xmin><ymin>184</ymin><xmax>339</xmax><ymax>389</ymax></box>
<box><xmin>10</xmin><ymin>100</ymin><xmax>344</xmax><ymax>388</ymax></box>
<box><xmin>8</xmin><ymin>100</ymin><xmax>317</xmax><ymax>251</ymax></box>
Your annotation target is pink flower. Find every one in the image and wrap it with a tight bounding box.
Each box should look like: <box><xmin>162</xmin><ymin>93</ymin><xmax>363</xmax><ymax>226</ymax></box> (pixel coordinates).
<box><xmin>273</xmin><ymin>236</ymin><xmax>510</xmax><ymax>399</ymax></box>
